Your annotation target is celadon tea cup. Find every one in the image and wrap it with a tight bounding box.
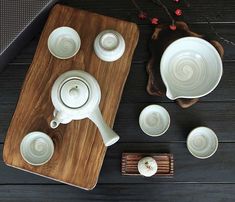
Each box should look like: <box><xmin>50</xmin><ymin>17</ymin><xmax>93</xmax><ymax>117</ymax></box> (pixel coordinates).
<box><xmin>48</xmin><ymin>26</ymin><xmax>81</xmax><ymax>59</ymax></box>
<box><xmin>20</xmin><ymin>131</ymin><xmax>54</xmax><ymax>166</ymax></box>
<box><xmin>187</xmin><ymin>127</ymin><xmax>218</xmax><ymax>159</ymax></box>
<box><xmin>139</xmin><ymin>105</ymin><xmax>170</xmax><ymax>137</ymax></box>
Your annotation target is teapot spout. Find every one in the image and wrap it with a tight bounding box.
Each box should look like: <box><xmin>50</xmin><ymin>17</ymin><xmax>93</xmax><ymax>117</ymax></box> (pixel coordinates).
<box><xmin>50</xmin><ymin>118</ymin><xmax>61</xmax><ymax>129</ymax></box>
<box><xmin>50</xmin><ymin>110</ymin><xmax>71</xmax><ymax>129</ymax></box>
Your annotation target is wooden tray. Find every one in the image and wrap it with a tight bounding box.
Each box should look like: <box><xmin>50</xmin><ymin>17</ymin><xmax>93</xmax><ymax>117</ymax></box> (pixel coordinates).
<box><xmin>146</xmin><ymin>21</ymin><xmax>224</xmax><ymax>108</ymax></box>
<box><xmin>122</xmin><ymin>153</ymin><xmax>174</xmax><ymax>177</ymax></box>
<box><xmin>3</xmin><ymin>4</ymin><xmax>139</xmax><ymax>190</ymax></box>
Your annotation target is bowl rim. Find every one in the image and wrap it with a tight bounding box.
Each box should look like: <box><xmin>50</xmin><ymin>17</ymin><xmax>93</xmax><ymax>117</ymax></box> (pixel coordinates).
<box><xmin>186</xmin><ymin>126</ymin><xmax>219</xmax><ymax>159</ymax></box>
<box><xmin>160</xmin><ymin>37</ymin><xmax>223</xmax><ymax>100</ymax></box>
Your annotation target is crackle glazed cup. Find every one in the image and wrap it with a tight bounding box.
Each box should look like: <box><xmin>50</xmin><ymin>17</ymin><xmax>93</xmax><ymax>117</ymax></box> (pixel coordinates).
<box><xmin>160</xmin><ymin>37</ymin><xmax>223</xmax><ymax>100</ymax></box>
<box><xmin>139</xmin><ymin>105</ymin><xmax>170</xmax><ymax>137</ymax></box>
<box><xmin>20</xmin><ymin>131</ymin><xmax>54</xmax><ymax>166</ymax></box>
<box><xmin>94</xmin><ymin>29</ymin><xmax>125</xmax><ymax>62</ymax></box>
<box><xmin>187</xmin><ymin>127</ymin><xmax>218</xmax><ymax>159</ymax></box>
<box><xmin>48</xmin><ymin>26</ymin><xmax>81</xmax><ymax>59</ymax></box>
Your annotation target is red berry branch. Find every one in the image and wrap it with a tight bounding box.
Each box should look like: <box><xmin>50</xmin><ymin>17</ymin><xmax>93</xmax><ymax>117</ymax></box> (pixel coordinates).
<box><xmin>131</xmin><ymin>0</ymin><xmax>180</xmax><ymax>30</ymax></box>
<box><xmin>131</xmin><ymin>0</ymin><xmax>235</xmax><ymax>46</ymax></box>
<box><xmin>151</xmin><ymin>0</ymin><xmax>176</xmax><ymax>29</ymax></box>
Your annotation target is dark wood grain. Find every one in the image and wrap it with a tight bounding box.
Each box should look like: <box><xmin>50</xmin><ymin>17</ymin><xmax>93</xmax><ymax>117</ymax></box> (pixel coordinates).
<box><xmin>114</xmin><ymin>102</ymin><xmax>235</xmax><ymax>142</ymax></box>
<box><xmin>1</xmin><ymin>102</ymin><xmax>235</xmax><ymax>143</ymax></box>
<box><xmin>1</xmin><ymin>143</ymin><xmax>235</xmax><ymax>184</ymax></box>
<box><xmin>0</xmin><ymin>184</ymin><xmax>234</xmax><ymax>202</ymax></box>
<box><xmin>61</xmin><ymin>0</ymin><xmax>235</xmax><ymax>24</ymax></box>
<box><xmin>1</xmin><ymin>61</ymin><xmax>235</xmax><ymax>108</ymax></box>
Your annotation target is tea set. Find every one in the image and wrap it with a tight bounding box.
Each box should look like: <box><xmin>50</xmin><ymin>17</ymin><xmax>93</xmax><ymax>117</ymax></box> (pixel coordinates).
<box><xmin>20</xmin><ymin>25</ymin><xmax>223</xmax><ymax>174</ymax></box>
<box><xmin>21</xmin><ymin>26</ymin><xmax>123</xmax><ymax>165</ymax></box>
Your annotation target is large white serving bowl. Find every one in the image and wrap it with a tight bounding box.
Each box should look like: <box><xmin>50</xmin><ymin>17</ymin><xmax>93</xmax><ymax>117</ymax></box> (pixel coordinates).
<box><xmin>160</xmin><ymin>37</ymin><xmax>223</xmax><ymax>100</ymax></box>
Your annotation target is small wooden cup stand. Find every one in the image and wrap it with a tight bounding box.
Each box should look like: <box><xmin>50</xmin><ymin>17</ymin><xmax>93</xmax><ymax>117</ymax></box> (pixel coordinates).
<box><xmin>146</xmin><ymin>21</ymin><xmax>224</xmax><ymax>108</ymax></box>
<box><xmin>122</xmin><ymin>153</ymin><xmax>174</xmax><ymax>177</ymax></box>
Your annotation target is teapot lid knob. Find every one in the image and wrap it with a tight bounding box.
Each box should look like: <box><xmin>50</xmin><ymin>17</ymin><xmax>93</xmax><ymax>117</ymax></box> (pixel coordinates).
<box><xmin>60</xmin><ymin>79</ymin><xmax>89</xmax><ymax>108</ymax></box>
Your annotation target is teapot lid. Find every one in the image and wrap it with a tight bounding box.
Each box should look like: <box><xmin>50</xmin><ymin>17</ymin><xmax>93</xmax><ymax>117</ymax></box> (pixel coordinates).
<box><xmin>60</xmin><ymin>79</ymin><xmax>89</xmax><ymax>108</ymax></box>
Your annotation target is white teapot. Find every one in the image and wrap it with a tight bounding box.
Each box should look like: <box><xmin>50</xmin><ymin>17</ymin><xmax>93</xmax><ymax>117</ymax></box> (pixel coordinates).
<box><xmin>50</xmin><ymin>70</ymin><xmax>120</xmax><ymax>147</ymax></box>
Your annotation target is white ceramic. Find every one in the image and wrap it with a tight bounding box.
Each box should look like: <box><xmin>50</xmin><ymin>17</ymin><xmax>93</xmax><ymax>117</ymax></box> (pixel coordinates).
<box><xmin>160</xmin><ymin>37</ymin><xmax>223</xmax><ymax>100</ymax></box>
<box><xmin>187</xmin><ymin>127</ymin><xmax>218</xmax><ymax>159</ymax></box>
<box><xmin>20</xmin><ymin>131</ymin><xmax>54</xmax><ymax>166</ymax></box>
<box><xmin>48</xmin><ymin>26</ymin><xmax>81</xmax><ymax>59</ymax></box>
<box><xmin>94</xmin><ymin>30</ymin><xmax>125</xmax><ymax>62</ymax></box>
<box><xmin>50</xmin><ymin>70</ymin><xmax>120</xmax><ymax>147</ymax></box>
<box><xmin>139</xmin><ymin>105</ymin><xmax>170</xmax><ymax>137</ymax></box>
<box><xmin>138</xmin><ymin>156</ymin><xmax>158</xmax><ymax>177</ymax></box>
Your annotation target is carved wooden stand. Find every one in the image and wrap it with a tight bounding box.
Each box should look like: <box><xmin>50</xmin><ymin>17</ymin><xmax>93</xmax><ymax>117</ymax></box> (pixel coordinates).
<box><xmin>122</xmin><ymin>153</ymin><xmax>174</xmax><ymax>177</ymax></box>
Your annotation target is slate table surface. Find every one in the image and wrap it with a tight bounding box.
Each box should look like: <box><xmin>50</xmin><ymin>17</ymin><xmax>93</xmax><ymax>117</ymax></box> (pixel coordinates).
<box><xmin>0</xmin><ymin>0</ymin><xmax>235</xmax><ymax>201</ymax></box>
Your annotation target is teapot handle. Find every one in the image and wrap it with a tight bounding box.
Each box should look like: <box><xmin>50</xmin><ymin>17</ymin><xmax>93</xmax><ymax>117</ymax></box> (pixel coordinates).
<box><xmin>88</xmin><ymin>107</ymin><xmax>120</xmax><ymax>147</ymax></box>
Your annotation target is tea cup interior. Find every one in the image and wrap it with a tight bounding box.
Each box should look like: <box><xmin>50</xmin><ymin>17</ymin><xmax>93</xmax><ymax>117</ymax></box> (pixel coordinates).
<box><xmin>48</xmin><ymin>26</ymin><xmax>81</xmax><ymax>59</ymax></box>
<box><xmin>20</xmin><ymin>131</ymin><xmax>54</xmax><ymax>166</ymax></box>
<box><xmin>139</xmin><ymin>105</ymin><xmax>170</xmax><ymax>137</ymax></box>
<box><xmin>187</xmin><ymin>127</ymin><xmax>218</xmax><ymax>159</ymax></box>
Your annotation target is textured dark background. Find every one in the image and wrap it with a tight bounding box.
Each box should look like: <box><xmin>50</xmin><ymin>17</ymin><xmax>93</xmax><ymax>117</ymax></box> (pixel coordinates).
<box><xmin>0</xmin><ymin>0</ymin><xmax>58</xmax><ymax>69</ymax></box>
<box><xmin>0</xmin><ymin>0</ymin><xmax>235</xmax><ymax>201</ymax></box>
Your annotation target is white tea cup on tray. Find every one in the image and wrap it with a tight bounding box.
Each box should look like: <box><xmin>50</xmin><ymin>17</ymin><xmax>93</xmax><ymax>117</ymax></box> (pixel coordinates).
<box><xmin>20</xmin><ymin>131</ymin><xmax>54</xmax><ymax>166</ymax></box>
<box><xmin>94</xmin><ymin>29</ymin><xmax>125</xmax><ymax>62</ymax></box>
<box><xmin>48</xmin><ymin>26</ymin><xmax>81</xmax><ymax>59</ymax></box>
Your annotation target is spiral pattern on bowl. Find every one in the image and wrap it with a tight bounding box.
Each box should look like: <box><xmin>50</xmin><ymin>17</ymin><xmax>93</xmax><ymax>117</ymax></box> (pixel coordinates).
<box><xmin>167</xmin><ymin>51</ymin><xmax>207</xmax><ymax>93</ymax></box>
<box><xmin>54</xmin><ymin>35</ymin><xmax>77</xmax><ymax>58</ymax></box>
<box><xmin>187</xmin><ymin>127</ymin><xmax>218</xmax><ymax>159</ymax></box>
<box><xmin>20</xmin><ymin>132</ymin><xmax>54</xmax><ymax>165</ymax></box>
<box><xmin>160</xmin><ymin>37</ymin><xmax>223</xmax><ymax>99</ymax></box>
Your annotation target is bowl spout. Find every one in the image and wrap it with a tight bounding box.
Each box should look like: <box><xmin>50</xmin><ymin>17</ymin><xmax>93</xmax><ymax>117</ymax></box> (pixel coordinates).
<box><xmin>166</xmin><ymin>88</ymin><xmax>177</xmax><ymax>100</ymax></box>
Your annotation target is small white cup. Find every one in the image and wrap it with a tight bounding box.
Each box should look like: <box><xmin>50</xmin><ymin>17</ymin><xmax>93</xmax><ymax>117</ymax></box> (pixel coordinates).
<box><xmin>48</xmin><ymin>26</ymin><xmax>81</xmax><ymax>59</ymax></box>
<box><xmin>20</xmin><ymin>131</ymin><xmax>54</xmax><ymax>166</ymax></box>
<box><xmin>94</xmin><ymin>30</ymin><xmax>125</xmax><ymax>62</ymax></box>
<box><xmin>187</xmin><ymin>127</ymin><xmax>218</xmax><ymax>159</ymax></box>
<box><xmin>139</xmin><ymin>105</ymin><xmax>170</xmax><ymax>137</ymax></box>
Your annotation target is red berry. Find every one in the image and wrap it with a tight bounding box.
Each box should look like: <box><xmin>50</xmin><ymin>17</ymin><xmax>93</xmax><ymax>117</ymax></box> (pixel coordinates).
<box><xmin>174</xmin><ymin>0</ymin><xmax>180</xmax><ymax>2</ymax></box>
<box><xmin>175</xmin><ymin>9</ymin><xmax>182</xmax><ymax>16</ymax></box>
<box><xmin>169</xmin><ymin>24</ymin><xmax>177</xmax><ymax>30</ymax></box>
<box><xmin>151</xmin><ymin>18</ymin><xmax>159</xmax><ymax>25</ymax></box>
<box><xmin>138</xmin><ymin>11</ymin><xmax>147</xmax><ymax>20</ymax></box>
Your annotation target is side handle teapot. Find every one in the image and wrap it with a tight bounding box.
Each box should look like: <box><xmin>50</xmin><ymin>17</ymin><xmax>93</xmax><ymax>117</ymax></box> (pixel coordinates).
<box><xmin>50</xmin><ymin>70</ymin><xmax>120</xmax><ymax>147</ymax></box>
